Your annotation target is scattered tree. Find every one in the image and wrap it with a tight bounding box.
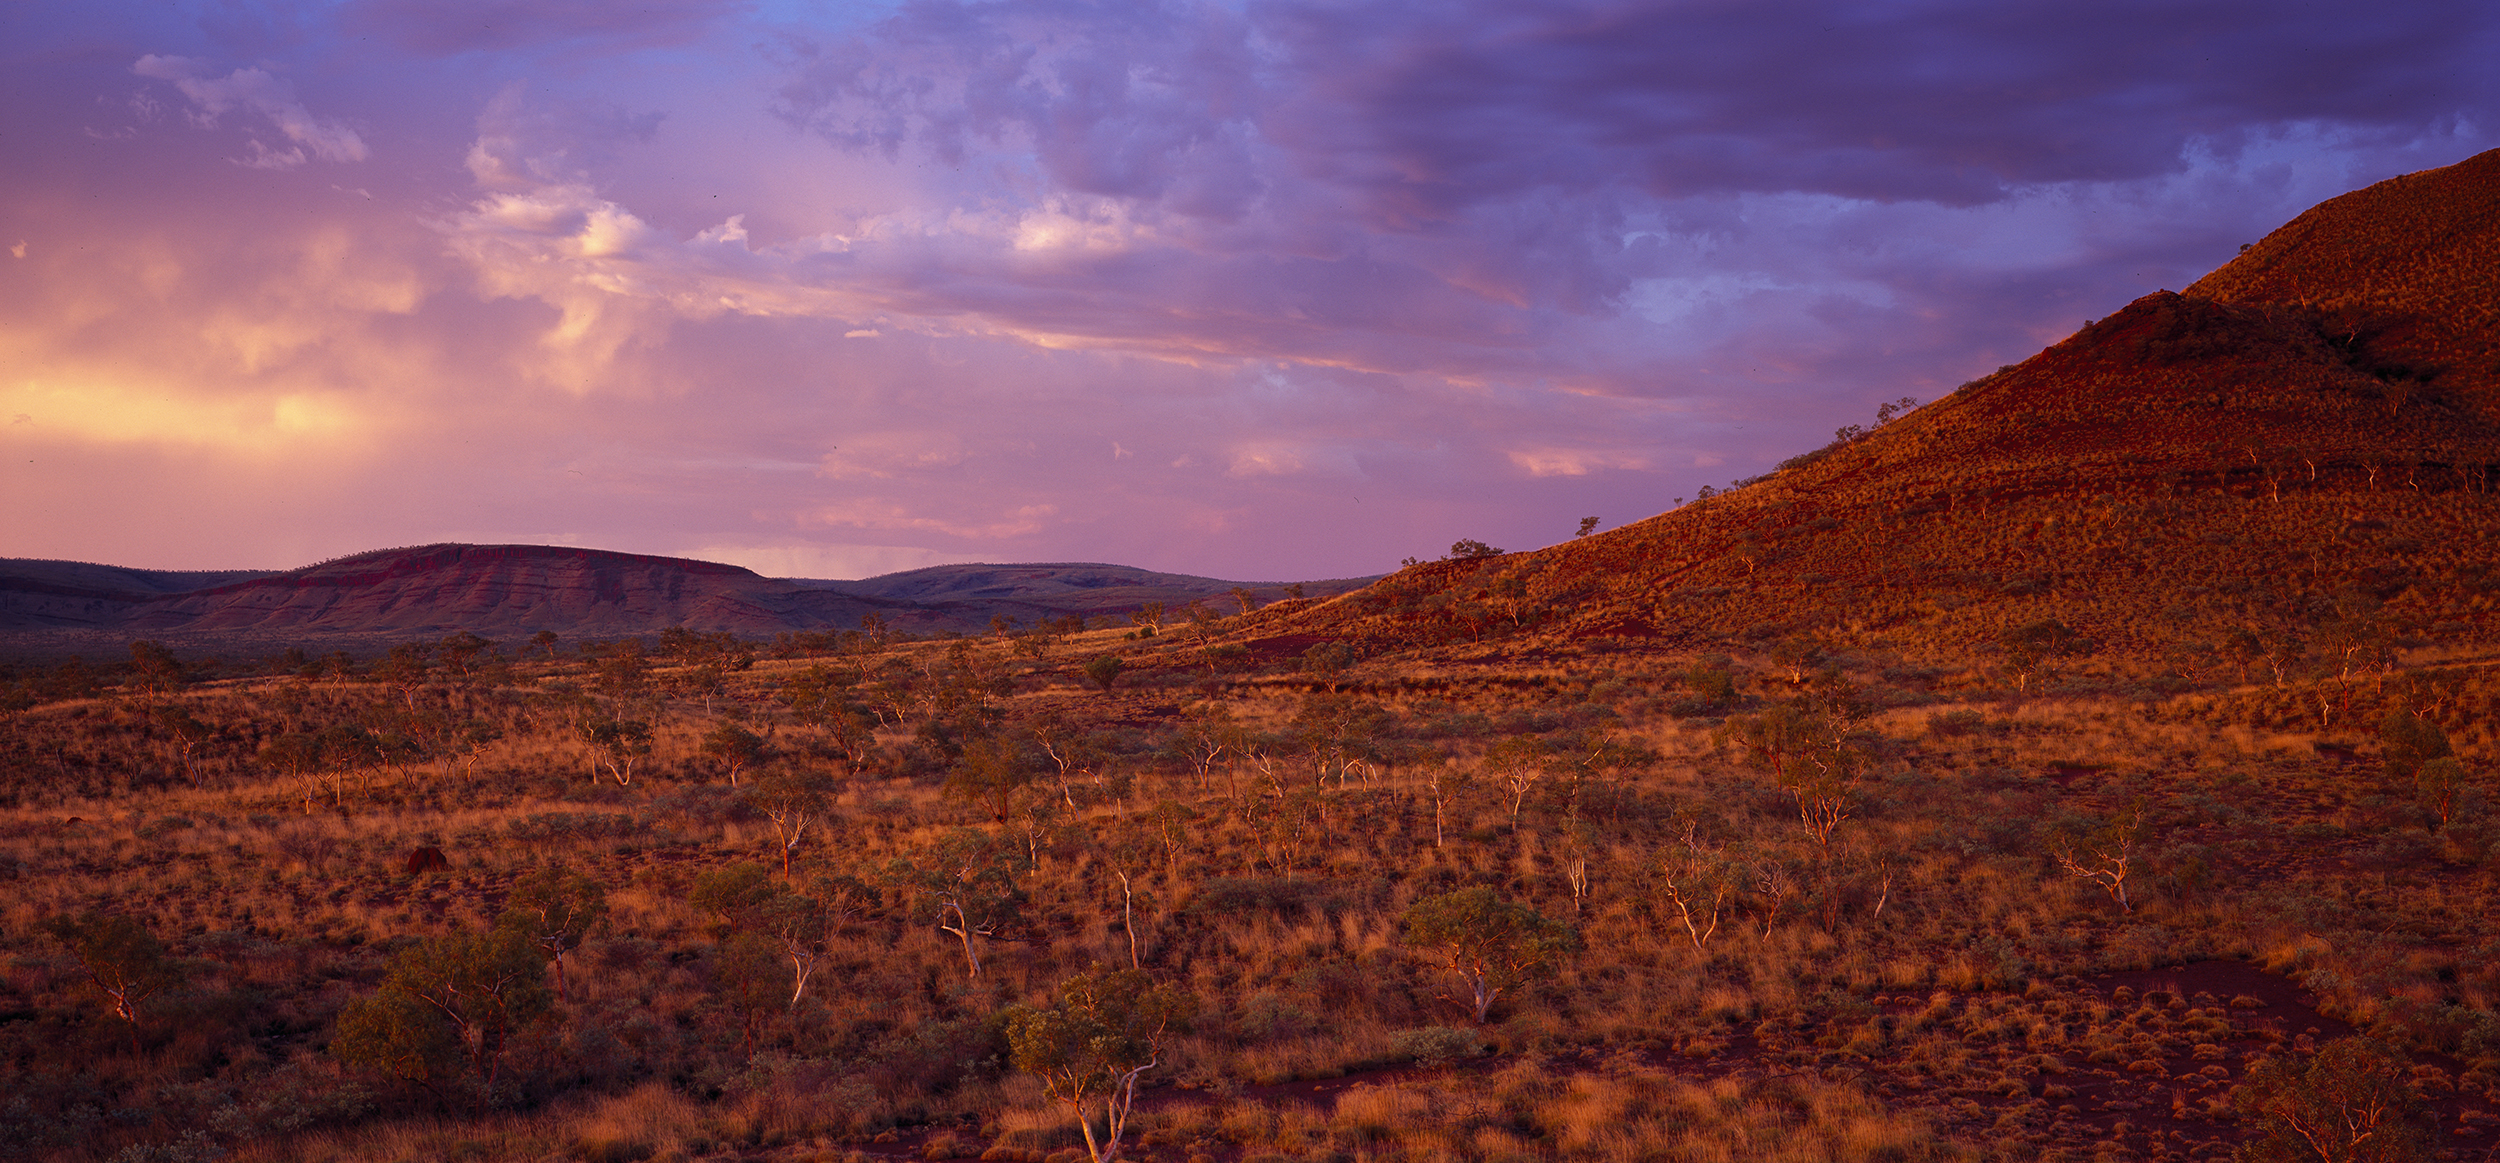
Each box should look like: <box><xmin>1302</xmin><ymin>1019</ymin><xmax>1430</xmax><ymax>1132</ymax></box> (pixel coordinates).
<box><xmin>150</xmin><ymin>704</ymin><xmax>212</xmax><ymax>783</ymax></box>
<box><xmin>1401</xmin><ymin>886</ymin><xmax>1575</xmax><ymax>1023</ymax></box>
<box><xmin>2379</xmin><ymin>710</ymin><xmax>2452</xmax><ymax>788</ymax></box>
<box><xmin>126</xmin><ymin>640</ymin><xmax>187</xmax><ymax>699</ymax></box>
<box><xmin>1485</xmin><ymin>735</ymin><xmax>1549</xmax><ymax>825</ymax></box>
<box><xmin>2234</xmin><ymin>1037</ymin><xmax>2433</xmax><ymax>1163</ymax></box>
<box><xmin>946</xmin><ymin>734</ymin><xmax>1038</xmax><ymax>826</ymax></box>
<box><xmin>1728</xmin><ymin>703</ymin><xmax>1862</xmax><ymax>848</ymax></box>
<box><xmin>40</xmin><ymin>912</ymin><xmax>180</xmax><ymax>1056</ymax></box>
<box><xmin>699</xmin><ymin>721</ymin><xmax>769</xmax><ymax>786</ymax></box>
<box><xmin>583</xmin><ymin>717</ymin><xmax>653</xmax><ymax>786</ymax></box>
<box><xmin>2049</xmin><ymin>803</ymin><xmax>2145</xmax><ymax>913</ymax></box>
<box><xmin>744</xmin><ymin>764</ymin><xmax>839</xmax><ymax>876</ymax></box>
<box><xmin>2415</xmin><ymin>757</ymin><xmax>2468</xmax><ymax>826</ymax></box>
<box><xmin>886</xmin><ymin>830</ymin><xmax>1028</xmax><ymax>978</ymax></box>
<box><xmin>1301</xmin><ymin>641</ymin><xmax>1358</xmax><ymax>693</ymax></box>
<box><xmin>1999</xmin><ymin>619</ymin><xmax>2083</xmax><ymax>694</ymax></box>
<box><xmin>497</xmin><ymin>866</ymin><xmax>607</xmax><ymax>1003</ymax></box>
<box><xmin>437</xmin><ymin>630</ymin><xmax>495</xmax><ymax>682</ymax></box>
<box><xmin>331</xmin><ymin>925</ymin><xmax>552</xmax><ymax>1106</ymax></box>
<box><xmin>1005</xmin><ymin>970</ymin><xmax>1194</xmax><ymax>1163</ymax></box>
<box><xmin>1082</xmin><ymin>654</ymin><xmax>1125</xmax><ymax>694</ymax></box>
<box><xmin>1658</xmin><ymin>827</ymin><xmax>1732</xmax><ymax>951</ymax></box>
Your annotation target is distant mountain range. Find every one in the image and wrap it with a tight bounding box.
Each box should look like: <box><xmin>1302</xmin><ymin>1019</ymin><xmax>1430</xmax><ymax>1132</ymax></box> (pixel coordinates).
<box><xmin>0</xmin><ymin>544</ymin><xmax>1379</xmax><ymax>659</ymax></box>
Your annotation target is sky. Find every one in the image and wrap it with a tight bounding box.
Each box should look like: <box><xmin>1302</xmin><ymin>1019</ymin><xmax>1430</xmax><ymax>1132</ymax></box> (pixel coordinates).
<box><xmin>4</xmin><ymin>2</ymin><xmax>2495</xmax><ymax>582</ymax></box>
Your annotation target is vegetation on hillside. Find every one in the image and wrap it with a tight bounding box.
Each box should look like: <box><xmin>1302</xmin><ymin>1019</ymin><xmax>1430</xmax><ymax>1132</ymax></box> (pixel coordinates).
<box><xmin>2</xmin><ymin>612</ymin><xmax>2496</xmax><ymax>1162</ymax></box>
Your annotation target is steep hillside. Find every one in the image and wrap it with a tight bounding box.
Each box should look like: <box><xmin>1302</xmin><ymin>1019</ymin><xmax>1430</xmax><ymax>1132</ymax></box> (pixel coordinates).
<box><xmin>1265</xmin><ymin>148</ymin><xmax>2500</xmax><ymax>672</ymax></box>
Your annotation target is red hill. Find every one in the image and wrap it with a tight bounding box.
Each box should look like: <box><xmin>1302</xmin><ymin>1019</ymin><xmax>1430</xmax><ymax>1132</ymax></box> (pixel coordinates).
<box><xmin>1264</xmin><ymin>148</ymin><xmax>2500</xmax><ymax>671</ymax></box>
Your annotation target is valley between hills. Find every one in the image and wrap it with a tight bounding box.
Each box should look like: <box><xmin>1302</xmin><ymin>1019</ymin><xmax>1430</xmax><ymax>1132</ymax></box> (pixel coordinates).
<box><xmin>6</xmin><ymin>149</ymin><xmax>2500</xmax><ymax>1163</ymax></box>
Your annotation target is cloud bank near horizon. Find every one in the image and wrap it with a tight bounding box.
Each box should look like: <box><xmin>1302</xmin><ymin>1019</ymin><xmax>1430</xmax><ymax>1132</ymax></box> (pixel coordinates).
<box><xmin>4</xmin><ymin>1</ymin><xmax>2495</xmax><ymax>581</ymax></box>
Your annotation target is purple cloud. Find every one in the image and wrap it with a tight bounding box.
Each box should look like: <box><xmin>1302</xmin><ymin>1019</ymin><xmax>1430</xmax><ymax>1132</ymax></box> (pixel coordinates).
<box><xmin>132</xmin><ymin>54</ymin><xmax>369</xmax><ymax>166</ymax></box>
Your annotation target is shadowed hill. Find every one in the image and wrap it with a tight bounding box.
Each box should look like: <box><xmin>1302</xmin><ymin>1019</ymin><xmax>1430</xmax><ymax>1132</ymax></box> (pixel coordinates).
<box><xmin>0</xmin><ymin>545</ymin><xmax>1376</xmax><ymax>657</ymax></box>
<box><xmin>794</xmin><ymin>562</ymin><xmax>1377</xmax><ymax>627</ymax></box>
<box><xmin>1259</xmin><ymin>148</ymin><xmax>2500</xmax><ymax>670</ymax></box>
<box><xmin>0</xmin><ymin>545</ymin><xmax>902</xmax><ymax>643</ymax></box>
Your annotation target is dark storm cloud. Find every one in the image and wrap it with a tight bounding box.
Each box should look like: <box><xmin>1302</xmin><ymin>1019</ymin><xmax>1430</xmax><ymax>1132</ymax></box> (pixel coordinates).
<box><xmin>340</xmin><ymin>0</ymin><xmax>755</xmax><ymax>55</ymax></box>
<box><xmin>1262</xmin><ymin>0</ymin><xmax>2494</xmax><ymax>210</ymax></box>
<box><xmin>785</xmin><ymin>0</ymin><xmax>2493</xmax><ymax>219</ymax></box>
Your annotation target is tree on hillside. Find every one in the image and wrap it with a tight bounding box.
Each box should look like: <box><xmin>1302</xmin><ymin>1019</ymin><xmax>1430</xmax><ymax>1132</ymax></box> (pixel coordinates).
<box><xmin>1129</xmin><ymin>601</ymin><xmax>1164</xmax><ymax>635</ymax></box>
<box><xmin>259</xmin><ymin>731</ymin><xmax>324</xmax><ymax>813</ymax></box>
<box><xmin>2234</xmin><ymin>1037</ymin><xmax>2432</xmax><ymax>1163</ymax></box>
<box><xmin>1769</xmin><ymin>637</ymin><xmax>1823</xmax><ymax>686</ymax></box>
<box><xmin>2416</xmin><ymin>757</ymin><xmax>2470</xmax><ymax>826</ymax></box>
<box><xmin>583</xmin><ymin>717</ymin><xmax>653</xmax><ymax>786</ymax></box>
<box><xmin>1295</xmin><ymin>693</ymin><xmax>1392</xmax><ymax>790</ymax></box>
<box><xmin>1726</xmin><ymin>702</ymin><xmax>1864</xmax><ymax>852</ymax></box>
<box><xmin>1484</xmin><ymin>734</ymin><xmax>1550</xmax><ymax>825</ymax></box>
<box><xmin>946</xmin><ymin>734</ymin><xmax>1039</xmax><ymax>825</ymax></box>
<box><xmin>1999</xmin><ymin>620</ymin><xmax>2084</xmax><ymax>694</ymax></box>
<box><xmin>315</xmin><ymin>722</ymin><xmax>383</xmax><ymax>811</ymax></box>
<box><xmin>710</xmin><ymin>932</ymin><xmax>788</xmax><ymax>1059</ymax></box>
<box><xmin>743</xmin><ymin>764</ymin><xmax>839</xmax><ymax>876</ymax></box>
<box><xmin>693</xmin><ymin>864</ymin><xmax>871</xmax><ymax>1036</ymax></box>
<box><xmin>126</xmin><ymin>640</ymin><xmax>187</xmax><ymax>700</ymax></box>
<box><xmin>1421</xmin><ymin>751</ymin><xmax>1470</xmax><ymax>849</ymax></box>
<box><xmin>1658</xmin><ymin>824</ymin><xmax>1736</xmax><ymax>951</ymax></box>
<box><xmin>2048</xmin><ymin>803</ymin><xmax>2145</xmax><ymax>913</ymax></box>
<box><xmin>1402</xmin><ymin>887</ymin><xmax>1575</xmax><ymax>1024</ymax></box>
<box><xmin>149</xmin><ymin>704</ymin><xmax>212</xmax><ymax>783</ymax></box>
<box><xmin>1030</xmin><ymin>714</ymin><xmax>1102</xmax><ymax>808</ymax></box>
<box><xmin>591</xmin><ymin>640</ymin><xmax>651</xmax><ymax>707</ymax></box>
<box><xmin>1681</xmin><ymin>655</ymin><xmax>1738</xmax><ymax>711</ymax></box>
<box><xmin>373</xmin><ymin>642</ymin><xmax>434</xmax><ymax>711</ymax></box>
<box><xmin>437</xmin><ymin>630</ymin><xmax>495</xmax><ymax>682</ymax></box>
<box><xmin>40</xmin><ymin>912</ymin><xmax>181</xmax><ymax>1056</ymax></box>
<box><xmin>331</xmin><ymin>925</ymin><xmax>551</xmax><ymax>1107</ymax></box>
<box><xmin>699</xmin><ymin>721</ymin><xmax>770</xmax><ymax>786</ymax></box>
<box><xmin>1082</xmin><ymin>654</ymin><xmax>1126</xmax><ymax>694</ymax></box>
<box><xmin>1447</xmin><ymin>539</ymin><xmax>1503</xmax><ymax>560</ymax></box>
<box><xmin>1558</xmin><ymin>725</ymin><xmax>1658</xmax><ymax>825</ymax></box>
<box><xmin>1006</xmin><ymin>970</ymin><xmax>1193</xmax><ymax>1163</ymax></box>
<box><xmin>778</xmin><ymin>663</ymin><xmax>880</xmax><ymax>770</ymax></box>
<box><xmin>1301</xmin><ymin>641</ymin><xmax>1358</xmax><ymax>693</ymax></box>
<box><xmin>497</xmin><ymin>866</ymin><xmax>607</xmax><ymax>1003</ymax></box>
<box><xmin>887</xmin><ymin>829</ymin><xmax>1028</xmax><ymax>979</ymax></box>
<box><xmin>2380</xmin><ymin>710</ymin><xmax>2452</xmax><ymax>787</ymax></box>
